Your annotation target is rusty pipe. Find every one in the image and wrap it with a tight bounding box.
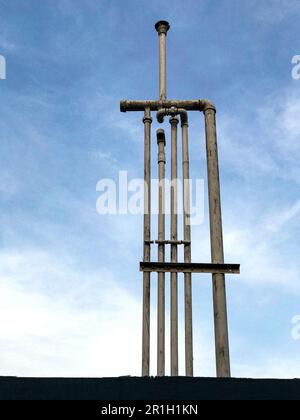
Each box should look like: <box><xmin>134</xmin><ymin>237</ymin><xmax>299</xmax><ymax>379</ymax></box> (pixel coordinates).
<box><xmin>155</xmin><ymin>21</ymin><xmax>170</xmax><ymax>100</ymax></box>
<box><xmin>170</xmin><ymin>115</ymin><xmax>179</xmax><ymax>376</ymax></box>
<box><xmin>204</xmin><ymin>107</ymin><xmax>231</xmax><ymax>378</ymax></box>
<box><xmin>157</xmin><ymin>128</ymin><xmax>166</xmax><ymax>376</ymax></box>
<box><xmin>181</xmin><ymin>111</ymin><xmax>193</xmax><ymax>377</ymax></box>
<box><xmin>120</xmin><ymin>99</ymin><xmax>216</xmax><ymax>113</ymax></box>
<box><xmin>157</xmin><ymin>107</ymin><xmax>188</xmax><ymax>124</ymax></box>
<box><xmin>142</xmin><ymin>108</ymin><xmax>152</xmax><ymax>376</ymax></box>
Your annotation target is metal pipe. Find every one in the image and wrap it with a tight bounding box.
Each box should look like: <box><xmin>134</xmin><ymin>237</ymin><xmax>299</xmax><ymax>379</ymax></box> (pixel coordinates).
<box><xmin>120</xmin><ymin>21</ymin><xmax>239</xmax><ymax>381</ymax></box>
<box><xmin>155</xmin><ymin>240</ymin><xmax>190</xmax><ymax>246</ymax></box>
<box><xmin>156</xmin><ymin>107</ymin><xmax>192</xmax><ymax>376</ymax></box>
<box><xmin>157</xmin><ymin>107</ymin><xmax>188</xmax><ymax>124</ymax></box>
<box><xmin>204</xmin><ymin>106</ymin><xmax>231</xmax><ymax>378</ymax></box>
<box><xmin>156</xmin><ymin>107</ymin><xmax>193</xmax><ymax>376</ymax></box>
<box><xmin>141</xmin><ymin>262</ymin><xmax>240</xmax><ymax>275</ymax></box>
<box><xmin>120</xmin><ymin>99</ymin><xmax>216</xmax><ymax>113</ymax></box>
<box><xmin>155</xmin><ymin>21</ymin><xmax>170</xmax><ymax>100</ymax></box>
<box><xmin>170</xmin><ymin>115</ymin><xmax>179</xmax><ymax>376</ymax></box>
<box><xmin>157</xmin><ymin>128</ymin><xmax>166</xmax><ymax>376</ymax></box>
<box><xmin>142</xmin><ymin>108</ymin><xmax>152</xmax><ymax>376</ymax></box>
<box><xmin>181</xmin><ymin>111</ymin><xmax>193</xmax><ymax>377</ymax></box>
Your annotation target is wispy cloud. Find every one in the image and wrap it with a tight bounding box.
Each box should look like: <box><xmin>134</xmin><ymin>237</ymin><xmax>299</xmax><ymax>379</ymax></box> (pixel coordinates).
<box><xmin>247</xmin><ymin>0</ymin><xmax>300</xmax><ymax>23</ymax></box>
<box><xmin>218</xmin><ymin>89</ymin><xmax>300</xmax><ymax>183</ymax></box>
<box><xmin>265</xmin><ymin>200</ymin><xmax>300</xmax><ymax>232</ymax></box>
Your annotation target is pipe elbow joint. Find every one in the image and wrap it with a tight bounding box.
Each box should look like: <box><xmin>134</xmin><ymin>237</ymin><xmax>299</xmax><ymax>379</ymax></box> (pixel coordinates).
<box><xmin>177</xmin><ymin>108</ymin><xmax>188</xmax><ymax>126</ymax></box>
<box><xmin>157</xmin><ymin>108</ymin><xmax>167</xmax><ymax>123</ymax></box>
<box><xmin>200</xmin><ymin>99</ymin><xmax>216</xmax><ymax>113</ymax></box>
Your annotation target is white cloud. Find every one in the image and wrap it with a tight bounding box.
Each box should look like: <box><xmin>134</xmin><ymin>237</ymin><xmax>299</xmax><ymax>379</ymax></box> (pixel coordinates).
<box><xmin>224</xmin><ymin>227</ymin><xmax>299</xmax><ymax>292</ymax></box>
<box><xmin>248</xmin><ymin>0</ymin><xmax>300</xmax><ymax>23</ymax></box>
<box><xmin>225</xmin><ymin>195</ymin><xmax>300</xmax><ymax>292</ymax></box>
<box><xmin>218</xmin><ymin>89</ymin><xmax>300</xmax><ymax>183</ymax></box>
<box><xmin>1</xmin><ymin>179</ymin><xmax>299</xmax><ymax>378</ymax></box>
<box><xmin>218</xmin><ymin>114</ymin><xmax>279</xmax><ymax>178</ymax></box>
<box><xmin>192</xmin><ymin>193</ymin><xmax>300</xmax><ymax>294</ymax></box>
<box><xmin>259</xmin><ymin>92</ymin><xmax>300</xmax><ymax>157</ymax></box>
<box><xmin>265</xmin><ymin>200</ymin><xmax>300</xmax><ymax>232</ymax></box>
<box><xmin>234</xmin><ymin>357</ymin><xmax>300</xmax><ymax>379</ymax></box>
<box><xmin>0</xmin><ymin>248</ymin><xmax>217</xmax><ymax>377</ymax></box>
<box><xmin>0</xmin><ymin>249</ymin><xmax>141</xmax><ymax>377</ymax></box>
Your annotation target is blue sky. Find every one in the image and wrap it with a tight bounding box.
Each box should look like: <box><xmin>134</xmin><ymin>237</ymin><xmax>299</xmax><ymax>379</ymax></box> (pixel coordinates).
<box><xmin>0</xmin><ymin>0</ymin><xmax>300</xmax><ymax>378</ymax></box>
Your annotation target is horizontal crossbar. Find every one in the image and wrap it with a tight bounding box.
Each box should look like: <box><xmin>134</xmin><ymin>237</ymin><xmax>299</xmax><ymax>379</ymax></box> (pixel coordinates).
<box><xmin>120</xmin><ymin>99</ymin><xmax>215</xmax><ymax>113</ymax></box>
<box><xmin>140</xmin><ymin>262</ymin><xmax>240</xmax><ymax>274</ymax></box>
<box><xmin>144</xmin><ymin>240</ymin><xmax>191</xmax><ymax>245</ymax></box>
<box><xmin>155</xmin><ymin>240</ymin><xmax>191</xmax><ymax>245</ymax></box>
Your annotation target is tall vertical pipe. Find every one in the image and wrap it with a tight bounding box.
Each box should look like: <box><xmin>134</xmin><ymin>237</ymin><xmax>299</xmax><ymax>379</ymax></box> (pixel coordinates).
<box><xmin>181</xmin><ymin>112</ymin><xmax>193</xmax><ymax>377</ymax></box>
<box><xmin>155</xmin><ymin>21</ymin><xmax>170</xmax><ymax>101</ymax></box>
<box><xmin>170</xmin><ymin>115</ymin><xmax>179</xmax><ymax>376</ymax></box>
<box><xmin>142</xmin><ymin>108</ymin><xmax>152</xmax><ymax>376</ymax></box>
<box><xmin>204</xmin><ymin>105</ymin><xmax>231</xmax><ymax>378</ymax></box>
<box><xmin>157</xmin><ymin>129</ymin><xmax>166</xmax><ymax>376</ymax></box>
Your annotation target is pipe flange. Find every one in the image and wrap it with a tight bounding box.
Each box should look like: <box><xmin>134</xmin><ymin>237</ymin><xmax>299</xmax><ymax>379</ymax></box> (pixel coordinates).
<box><xmin>169</xmin><ymin>115</ymin><xmax>179</xmax><ymax>125</ymax></box>
<box><xmin>143</xmin><ymin>116</ymin><xmax>153</xmax><ymax>124</ymax></box>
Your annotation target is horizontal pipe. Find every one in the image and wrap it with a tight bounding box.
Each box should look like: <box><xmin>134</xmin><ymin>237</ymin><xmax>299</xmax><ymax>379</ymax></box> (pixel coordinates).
<box><xmin>140</xmin><ymin>262</ymin><xmax>240</xmax><ymax>274</ymax></box>
<box><xmin>120</xmin><ymin>99</ymin><xmax>216</xmax><ymax>113</ymax></box>
<box><xmin>145</xmin><ymin>240</ymin><xmax>191</xmax><ymax>245</ymax></box>
<box><xmin>155</xmin><ymin>240</ymin><xmax>191</xmax><ymax>245</ymax></box>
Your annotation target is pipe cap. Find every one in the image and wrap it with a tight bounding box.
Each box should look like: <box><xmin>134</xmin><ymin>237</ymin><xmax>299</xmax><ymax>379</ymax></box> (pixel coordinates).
<box><xmin>155</xmin><ymin>20</ymin><xmax>170</xmax><ymax>35</ymax></box>
<box><xmin>156</xmin><ymin>129</ymin><xmax>166</xmax><ymax>145</ymax></box>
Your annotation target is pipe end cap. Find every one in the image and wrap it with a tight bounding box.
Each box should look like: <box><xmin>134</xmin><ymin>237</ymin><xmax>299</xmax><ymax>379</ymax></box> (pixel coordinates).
<box><xmin>155</xmin><ymin>20</ymin><xmax>170</xmax><ymax>35</ymax></box>
<box><xmin>120</xmin><ymin>100</ymin><xmax>127</xmax><ymax>113</ymax></box>
<box><xmin>156</xmin><ymin>129</ymin><xmax>166</xmax><ymax>145</ymax></box>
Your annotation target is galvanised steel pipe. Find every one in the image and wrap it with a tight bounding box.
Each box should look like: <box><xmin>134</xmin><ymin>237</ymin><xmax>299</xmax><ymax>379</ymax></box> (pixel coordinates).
<box><xmin>181</xmin><ymin>111</ymin><xmax>194</xmax><ymax>377</ymax></box>
<box><xmin>204</xmin><ymin>106</ymin><xmax>231</xmax><ymax>378</ymax></box>
<box><xmin>142</xmin><ymin>108</ymin><xmax>152</xmax><ymax>377</ymax></box>
<box><xmin>156</xmin><ymin>107</ymin><xmax>193</xmax><ymax>376</ymax></box>
<box><xmin>157</xmin><ymin>129</ymin><xmax>166</xmax><ymax>377</ymax></box>
<box><xmin>120</xmin><ymin>99</ymin><xmax>216</xmax><ymax>113</ymax></box>
<box><xmin>157</xmin><ymin>107</ymin><xmax>188</xmax><ymax>124</ymax></box>
<box><xmin>170</xmin><ymin>115</ymin><xmax>179</xmax><ymax>376</ymax></box>
<box><xmin>155</xmin><ymin>21</ymin><xmax>170</xmax><ymax>100</ymax></box>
